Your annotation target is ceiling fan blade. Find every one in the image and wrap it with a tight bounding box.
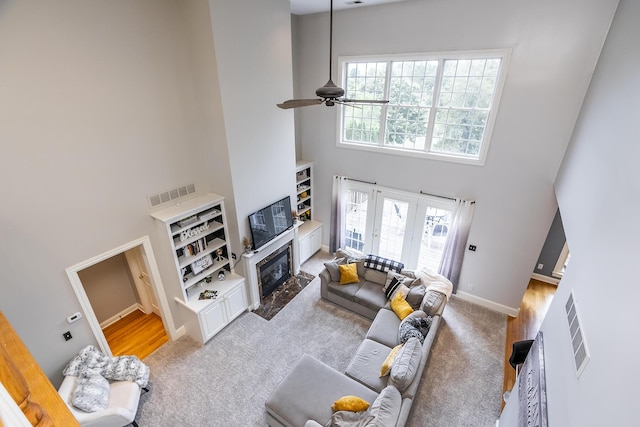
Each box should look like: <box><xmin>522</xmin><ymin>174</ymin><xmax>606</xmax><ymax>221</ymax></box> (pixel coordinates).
<box><xmin>276</xmin><ymin>99</ymin><xmax>324</xmax><ymax>109</ymax></box>
<box><xmin>341</xmin><ymin>99</ymin><xmax>390</xmax><ymax>104</ymax></box>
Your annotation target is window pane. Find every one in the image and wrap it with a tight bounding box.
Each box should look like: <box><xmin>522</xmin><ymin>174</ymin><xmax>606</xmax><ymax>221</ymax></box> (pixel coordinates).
<box><xmin>343</xmin><ymin>62</ymin><xmax>387</xmax><ymax>144</ymax></box>
<box><xmin>343</xmin><ymin>105</ymin><xmax>383</xmax><ymax>144</ymax></box>
<box><xmin>417</xmin><ymin>207</ymin><xmax>451</xmax><ymax>272</ymax></box>
<box><xmin>344</xmin><ymin>190</ymin><xmax>369</xmax><ymax>253</ymax></box>
<box><xmin>378</xmin><ymin>198</ymin><xmax>408</xmax><ymax>261</ymax></box>
<box><xmin>384</xmin><ymin>106</ymin><xmax>429</xmax><ymax>149</ymax></box>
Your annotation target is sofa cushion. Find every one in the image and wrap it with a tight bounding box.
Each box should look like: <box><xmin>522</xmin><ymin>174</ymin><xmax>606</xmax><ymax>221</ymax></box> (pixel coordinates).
<box><xmin>390</xmin><ymin>292</ymin><xmax>414</xmax><ymax>320</ymax></box>
<box><xmin>327</xmin><ymin>280</ymin><xmax>362</xmax><ymax>301</ymax></box>
<box><xmin>420</xmin><ymin>290</ymin><xmax>446</xmax><ymax>316</ymax></box>
<box><xmin>345</xmin><ymin>339</ymin><xmax>392</xmax><ymax>393</ymax></box>
<box><xmin>368</xmin><ymin>386</ymin><xmax>402</xmax><ymax>427</ymax></box>
<box><xmin>324</xmin><ymin>257</ymin><xmax>348</xmax><ymax>282</ymax></box>
<box><xmin>339</xmin><ymin>263</ymin><xmax>360</xmax><ymax>285</ymax></box>
<box><xmin>265</xmin><ymin>354</ymin><xmax>378</xmax><ymax>427</ymax></box>
<box><xmin>364</xmin><ymin>254</ymin><xmax>404</xmax><ymax>273</ymax></box>
<box><xmin>364</xmin><ymin>269</ymin><xmax>388</xmax><ymax>285</ymax></box>
<box><xmin>388</xmin><ymin>337</ymin><xmax>422</xmax><ymax>393</ymax></box>
<box><xmin>366</xmin><ymin>308</ymin><xmax>401</xmax><ymax>348</ymax></box>
<box><xmin>354</xmin><ymin>282</ymin><xmax>388</xmax><ymax>313</ymax></box>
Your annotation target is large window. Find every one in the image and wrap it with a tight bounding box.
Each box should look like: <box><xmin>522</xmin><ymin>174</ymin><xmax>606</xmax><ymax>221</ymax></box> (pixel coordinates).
<box><xmin>339</xmin><ymin>50</ymin><xmax>510</xmax><ymax>165</ymax></box>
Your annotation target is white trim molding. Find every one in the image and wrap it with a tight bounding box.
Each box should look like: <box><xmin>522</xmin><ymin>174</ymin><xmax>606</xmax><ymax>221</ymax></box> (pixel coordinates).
<box><xmin>531</xmin><ymin>273</ymin><xmax>560</xmax><ymax>286</ymax></box>
<box><xmin>454</xmin><ymin>291</ymin><xmax>520</xmax><ymax>317</ymax></box>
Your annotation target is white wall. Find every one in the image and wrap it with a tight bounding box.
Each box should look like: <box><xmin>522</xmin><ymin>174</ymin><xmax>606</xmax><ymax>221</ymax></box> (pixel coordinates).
<box><xmin>501</xmin><ymin>0</ymin><xmax>638</xmax><ymax>424</ymax></box>
<box><xmin>209</xmin><ymin>0</ymin><xmax>297</xmax><ymax>258</ymax></box>
<box><xmin>293</xmin><ymin>0</ymin><xmax>618</xmax><ymax>311</ymax></box>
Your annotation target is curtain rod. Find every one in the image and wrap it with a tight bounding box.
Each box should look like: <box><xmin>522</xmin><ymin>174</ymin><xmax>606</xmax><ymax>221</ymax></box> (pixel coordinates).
<box><xmin>346</xmin><ymin>177</ymin><xmax>376</xmax><ymax>185</ymax></box>
<box><xmin>420</xmin><ymin>190</ymin><xmax>476</xmax><ymax>204</ymax></box>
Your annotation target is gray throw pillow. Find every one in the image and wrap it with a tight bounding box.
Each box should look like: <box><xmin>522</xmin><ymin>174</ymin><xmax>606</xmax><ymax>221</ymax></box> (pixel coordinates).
<box><xmin>71</xmin><ymin>371</ymin><xmax>110</xmax><ymax>412</ymax></box>
<box><xmin>329</xmin><ymin>411</ymin><xmax>375</xmax><ymax>427</ymax></box>
<box><xmin>405</xmin><ymin>283</ymin><xmax>426</xmax><ymax>309</ymax></box>
<box><xmin>324</xmin><ymin>257</ymin><xmax>347</xmax><ymax>282</ymax></box>
<box><xmin>389</xmin><ymin>337</ymin><xmax>422</xmax><ymax>393</ymax></box>
<box><xmin>420</xmin><ymin>290</ymin><xmax>446</xmax><ymax>316</ymax></box>
<box><xmin>368</xmin><ymin>386</ymin><xmax>402</xmax><ymax>427</ymax></box>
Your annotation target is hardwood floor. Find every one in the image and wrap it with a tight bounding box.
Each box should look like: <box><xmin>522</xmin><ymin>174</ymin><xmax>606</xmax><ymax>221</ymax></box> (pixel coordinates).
<box><xmin>102</xmin><ymin>310</ymin><xmax>169</xmax><ymax>360</ymax></box>
<box><xmin>501</xmin><ymin>278</ymin><xmax>557</xmax><ymax>408</ymax></box>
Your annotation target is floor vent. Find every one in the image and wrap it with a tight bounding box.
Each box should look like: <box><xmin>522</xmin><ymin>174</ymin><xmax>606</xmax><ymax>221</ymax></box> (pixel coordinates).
<box><xmin>148</xmin><ymin>184</ymin><xmax>196</xmax><ymax>208</ymax></box>
<box><xmin>565</xmin><ymin>290</ymin><xmax>590</xmax><ymax>377</ymax></box>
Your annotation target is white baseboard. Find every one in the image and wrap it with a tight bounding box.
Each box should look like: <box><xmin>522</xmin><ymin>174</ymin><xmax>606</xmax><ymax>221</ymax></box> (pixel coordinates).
<box><xmin>174</xmin><ymin>326</ymin><xmax>186</xmax><ymax>339</ymax></box>
<box><xmin>100</xmin><ymin>303</ymin><xmax>143</xmax><ymax>329</ymax></box>
<box><xmin>531</xmin><ymin>273</ymin><xmax>560</xmax><ymax>285</ymax></box>
<box><xmin>454</xmin><ymin>291</ymin><xmax>520</xmax><ymax>317</ymax></box>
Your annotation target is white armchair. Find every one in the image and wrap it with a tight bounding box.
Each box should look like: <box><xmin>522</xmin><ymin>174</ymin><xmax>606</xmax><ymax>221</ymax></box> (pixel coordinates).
<box><xmin>58</xmin><ymin>375</ymin><xmax>144</xmax><ymax>427</ymax></box>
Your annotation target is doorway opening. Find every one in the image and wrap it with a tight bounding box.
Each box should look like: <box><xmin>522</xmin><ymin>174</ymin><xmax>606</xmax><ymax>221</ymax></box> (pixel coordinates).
<box><xmin>66</xmin><ymin>236</ymin><xmax>177</xmax><ymax>359</ymax></box>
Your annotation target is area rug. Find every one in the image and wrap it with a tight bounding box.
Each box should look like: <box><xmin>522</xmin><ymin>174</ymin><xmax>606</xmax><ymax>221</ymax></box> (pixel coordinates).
<box><xmin>252</xmin><ymin>271</ymin><xmax>315</xmax><ymax>321</ymax></box>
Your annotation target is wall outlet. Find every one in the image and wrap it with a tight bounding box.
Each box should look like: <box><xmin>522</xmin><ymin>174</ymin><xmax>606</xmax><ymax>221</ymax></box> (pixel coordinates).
<box><xmin>467</xmin><ymin>283</ymin><xmax>474</xmax><ymax>290</ymax></box>
<box><xmin>231</xmin><ymin>253</ymin><xmax>237</xmax><ymax>260</ymax></box>
<box><xmin>537</xmin><ymin>263</ymin><xmax>544</xmax><ymax>270</ymax></box>
<box><xmin>468</xmin><ymin>244</ymin><xmax>477</xmax><ymax>252</ymax></box>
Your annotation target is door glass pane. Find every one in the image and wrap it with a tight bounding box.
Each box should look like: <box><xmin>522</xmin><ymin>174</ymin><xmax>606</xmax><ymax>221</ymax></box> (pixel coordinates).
<box><xmin>378</xmin><ymin>198</ymin><xmax>408</xmax><ymax>261</ymax></box>
<box><xmin>344</xmin><ymin>190</ymin><xmax>368</xmax><ymax>253</ymax></box>
<box><xmin>417</xmin><ymin>207</ymin><xmax>451</xmax><ymax>272</ymax></box>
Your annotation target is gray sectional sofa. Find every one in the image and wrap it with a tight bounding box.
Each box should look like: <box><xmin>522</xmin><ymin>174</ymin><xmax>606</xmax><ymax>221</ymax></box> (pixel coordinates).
<box><xmin>265</xmin><ymin>249</ymin><xmax>453</xmax><ymax>427</ymax></box>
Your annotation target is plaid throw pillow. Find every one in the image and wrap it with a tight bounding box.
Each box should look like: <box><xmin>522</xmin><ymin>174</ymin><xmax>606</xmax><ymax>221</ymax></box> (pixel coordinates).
<box><xmin>364</xmin><ymin>254</ymin><xmax>404</xmax><ymax>273</ymax></box>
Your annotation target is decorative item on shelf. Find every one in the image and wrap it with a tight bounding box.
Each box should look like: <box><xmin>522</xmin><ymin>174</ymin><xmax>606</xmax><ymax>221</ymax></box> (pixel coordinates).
<box><xmin>217</xmin><ymin>270</ymin><xmax>226</xmax><ymax>281</ymax></box>
<box><xmin>198</xmin><ymin>289</ymin><xmax>218</xmax><ymax>300</ymax></box>
<box><xmin>242</xmin><ymin>236</ymin><xmax>252</xmax><ymax>254</ymax></box>
<box><xmin>180</xmin><ymin>221</ymin><xmax>210</xmax><ymax>242</ymax></box>
<box><xmin>215</xmin><ymin>248</ymin><xmax>223</xmax><ymax>261</ymax></box>
<box><xmin>181</xmin><ymin>268</ymin><xmax>188</xmax><ymax>282</ymax></box>
<box><xmin>198</xmin><ymin>210</ymin><xmax>217</xmax><ymax>222</ymax></box>
<box><xmin>191</xmin><ymin>254</ymin><xmax>213</xmax><ymax>275</ymax></box>
<box><xmin>177</xmin><ymin>215</ymin><xmax>198</xmax><ymax>228</ymax></box>
<box><xmin>292</xmin><ymin>210</ymin><xmax>299</xmax><ymax>225</ymax></box>
<box><xmin>301</xmin><ymin>191</ymin><xmax>308</xmax><ymax>199</ymax></box>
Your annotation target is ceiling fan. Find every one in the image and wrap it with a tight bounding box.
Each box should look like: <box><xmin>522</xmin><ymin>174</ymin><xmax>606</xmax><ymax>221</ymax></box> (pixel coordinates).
<box><xmin>277</xmin><ymin>0</ymin><xmax>389</xmax><ymax>109</ymax></box>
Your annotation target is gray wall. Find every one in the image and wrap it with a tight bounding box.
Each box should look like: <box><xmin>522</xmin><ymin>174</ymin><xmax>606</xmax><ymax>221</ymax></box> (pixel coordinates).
<box><xmin>77</xmin><ymin>254</ymin><xmax>139</xmax><ymax>324</ymax></box>
<box><xmin>0</xmin><ymin>0</ymin><xmax>294</xmax><ymax>384</ymax></box>
<box><xmin>293</xmin><ymin>0</ymin><xmax>618</xmax><ymax>312</ymax></box>
<box><xmin>501</xmin><ymin>0</ymin><xmax>637</xmax><ymax>424</ymax></box>
<box><xmin>533</xmin><ymin>209</ymin><xmax>566</xmax><ymax>278</ymax></box>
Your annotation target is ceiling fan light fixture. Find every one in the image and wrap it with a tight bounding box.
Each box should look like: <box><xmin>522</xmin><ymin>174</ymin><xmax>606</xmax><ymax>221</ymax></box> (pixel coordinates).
<box><xmin>276</xmin><ymin>0</ymin><xmax>388</xmax><ymax>110</ymax></box>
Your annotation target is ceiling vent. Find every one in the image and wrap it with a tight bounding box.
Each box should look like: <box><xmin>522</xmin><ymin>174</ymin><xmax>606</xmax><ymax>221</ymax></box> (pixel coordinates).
<box><xmin>565</xmin><ymin>290</ymin><xmax>590</xmax><ymax>377</ymax></box>
<box><xmin>148</xmin><ymin>184</ymin><xmax>196</xmax><ymax>208</ymax></box>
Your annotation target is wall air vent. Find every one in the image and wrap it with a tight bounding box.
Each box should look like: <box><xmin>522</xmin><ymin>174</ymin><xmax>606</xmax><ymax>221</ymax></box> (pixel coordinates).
<box><xmin>565</xmin><ymin>290</ymin><xmax>590</xmax><ymax>377</ymax></box>
<box><xmin>148</xmin><ymin>184</ymin><xmax>196</xmax><ymax>208</ymax></box>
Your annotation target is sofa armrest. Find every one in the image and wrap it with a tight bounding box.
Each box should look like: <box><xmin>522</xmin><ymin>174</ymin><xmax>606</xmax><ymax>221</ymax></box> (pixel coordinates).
<box><xmin>304</xmin><ymin>421</ymin><xmax>324</xmax><ymax>427</ymax></box>
<box><xmin>319</xmin><ymin>268</ymin><xmax>332</xmax><ymax>299</ymax></box>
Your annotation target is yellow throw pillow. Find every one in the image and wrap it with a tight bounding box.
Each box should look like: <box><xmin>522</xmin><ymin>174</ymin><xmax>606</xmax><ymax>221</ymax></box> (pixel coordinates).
<box><xmin>339</xmin><ymin>263</ymin><xmax>360</xmax><ymax>285</ymax></box>
<box><xmin>391</xmin><ymin>292</ymin><xmax>414</xmax><ymax>320</ymax></box>
<box><xmin>331</xmin><ymin>395</ymin><xmax>370</xmax><ymax>412</ymax></box>
<box><xmin>380</xmin><ymin>344</ymin><xmax>403</xmax><ymax>377</ymax></box>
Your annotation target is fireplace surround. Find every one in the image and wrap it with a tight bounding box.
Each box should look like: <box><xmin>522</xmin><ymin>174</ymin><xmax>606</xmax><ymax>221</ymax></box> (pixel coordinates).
<box><xmin>241</xmin><ymin>227</ymin><xmax>300</xmax><ymax>309</ymax></box>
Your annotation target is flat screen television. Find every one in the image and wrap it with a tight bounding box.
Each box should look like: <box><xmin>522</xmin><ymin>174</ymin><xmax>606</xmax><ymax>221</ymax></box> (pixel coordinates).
<box><xmin>248</xmin><ymin>196</ymin><xmax>293</xmax><ymax>250</ymax></box>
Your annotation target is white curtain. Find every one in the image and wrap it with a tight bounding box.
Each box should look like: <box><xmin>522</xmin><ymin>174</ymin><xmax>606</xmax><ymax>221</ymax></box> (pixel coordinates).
<box><xmin>329</xmin><ymin>176</ymin><xmax>348</xmax><ymax>253</ymax></box>
<box><xmin>438</xmin><ymin>198</ymin><xmax>475</xmax><ymax>293</ymax></box>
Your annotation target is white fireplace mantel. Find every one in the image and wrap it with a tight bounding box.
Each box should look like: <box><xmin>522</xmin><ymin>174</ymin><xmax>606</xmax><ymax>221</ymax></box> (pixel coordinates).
<box><xmin>242</xmin><ymin>226</ymin><xmax>300</xmax><ymax>309</ymax></box>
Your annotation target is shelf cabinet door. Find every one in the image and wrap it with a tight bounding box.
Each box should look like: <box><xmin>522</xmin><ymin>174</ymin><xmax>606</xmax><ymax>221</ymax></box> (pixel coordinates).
<box><xmin>225</xmin><ymin>282</ymin><xmax>248</xmax><ymax>322</ymax></box>
<box><xmin>199</xmin><ymin>301</ymin><xmax>227</xmax><ymax>342</ymax></box>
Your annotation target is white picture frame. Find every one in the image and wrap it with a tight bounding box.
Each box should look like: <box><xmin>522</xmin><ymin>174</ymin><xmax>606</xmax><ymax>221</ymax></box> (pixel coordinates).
<box><xmin>191</xmin><ymin>254</ymin><xmax>213</xmax><ymax>275</ymax></box>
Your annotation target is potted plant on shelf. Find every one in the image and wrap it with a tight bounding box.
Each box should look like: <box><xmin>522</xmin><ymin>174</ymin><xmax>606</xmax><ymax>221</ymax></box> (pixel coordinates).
<box><xmin>242</xmin><ymin>236</ymin><xmax>252</xmax><ymax>254</ymax></box>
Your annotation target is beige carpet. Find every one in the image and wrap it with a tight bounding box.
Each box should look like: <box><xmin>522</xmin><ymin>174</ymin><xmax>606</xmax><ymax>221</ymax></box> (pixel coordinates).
<box><xmin>136</xmin><ymin>251</ymin><xmax>506</xmax><ymax>426</ymax></box>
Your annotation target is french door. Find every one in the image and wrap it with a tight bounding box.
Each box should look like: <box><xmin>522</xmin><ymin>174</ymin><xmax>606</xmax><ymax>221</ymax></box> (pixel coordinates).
<box><xmin>343</xmin><ymin>182</ymin><xmax>453</xmax><ymax>271</ymax></box>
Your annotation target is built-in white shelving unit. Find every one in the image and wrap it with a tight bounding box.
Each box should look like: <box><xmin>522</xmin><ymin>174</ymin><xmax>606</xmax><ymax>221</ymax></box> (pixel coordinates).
<box><xmin>151</xmin><ymin>193</ymin><xmax>248</xmax><ymax>344</ymax></box>
<box><xmin>295</xmin><ymin>161</ymin><xmax>322</xmax><ymax>264</ymax></box>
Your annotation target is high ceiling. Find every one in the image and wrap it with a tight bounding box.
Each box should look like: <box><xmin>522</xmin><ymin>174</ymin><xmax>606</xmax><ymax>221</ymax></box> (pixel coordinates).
<box><xmin>290</xmin><ymin>0</ymin><xmax>412</xmax><ymax>16</ymax></box>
